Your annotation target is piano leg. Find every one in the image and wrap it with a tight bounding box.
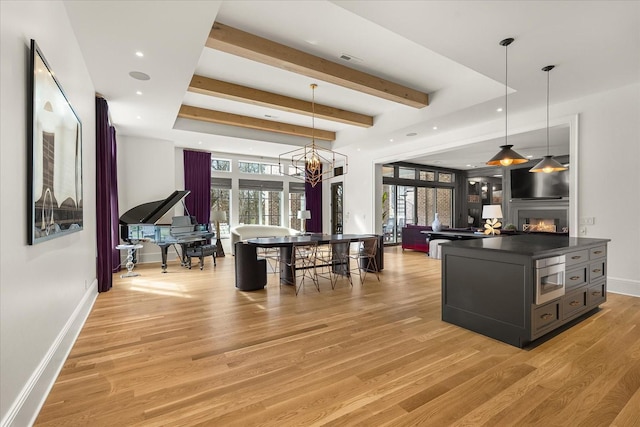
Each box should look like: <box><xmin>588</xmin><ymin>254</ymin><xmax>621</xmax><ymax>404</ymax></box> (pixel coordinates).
<box><xmin>160</xmin><ymin>245</ymin><xmax>169</xmax><ymax>273</ymax></box>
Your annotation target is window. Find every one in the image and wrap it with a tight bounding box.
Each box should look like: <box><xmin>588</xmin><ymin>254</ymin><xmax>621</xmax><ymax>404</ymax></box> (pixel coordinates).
<box><xmin>382</xmin><ymin>166</ymin><xmax>395</xmax><ymax>178</ymax></box>
<box><xmin>425</xmin><ymin>187</ymin><xmax>453</xmax><ymax>227</ymax></box>
<box><xmin>419</xmin><ymin>170</ymin><xmax>435</xmax><ymax>181</ymax></box>
<box><xmin>238</xmin><ymin>179</ymin><xmax>283</xmax><ymax>225</ymax></box>
<box><xmin>438</xmin><ymin>172</ymin><xmax>453</xmax><ymax>183</ymax></box>
<box><xmin>288</xmin><ymin>182</ymin><xmax>305</xmax><ymax>231</ymax></box>
<box><xmin>210</xmin><ymin>178</ymin><xmax>231</xmax><ymax>238</ymax></box>
<box><xmin>383</xmin><ymin>163</ymin><xmax>456</xmax><ymax>243</ymax></box>
<box><xmin>398</xmin><ymin>167</ymin><xmax>415</xmax><ymax>179</ymax></box>
<box><xmin>239</xmin><ymin>161</ymin><xmax>280</xmax><ymax>175</ymax></box>
<box><xmin>211</xmin><ymin>158</ymin><xmax>230</xmax><ymax>172</ymax></box>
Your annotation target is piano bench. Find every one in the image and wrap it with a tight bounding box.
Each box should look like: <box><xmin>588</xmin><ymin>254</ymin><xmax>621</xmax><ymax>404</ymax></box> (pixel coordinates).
<box><xmin>185</xmin><ymin>244</ymin><xmax>217</xmax><ymax>270</ymax></box>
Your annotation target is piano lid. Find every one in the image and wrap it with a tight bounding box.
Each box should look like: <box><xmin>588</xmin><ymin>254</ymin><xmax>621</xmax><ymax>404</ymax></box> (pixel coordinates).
<box><xmin>119</xmin><ymin>190</ymin><xmax>190</xmax><ymax>225</ymax></box>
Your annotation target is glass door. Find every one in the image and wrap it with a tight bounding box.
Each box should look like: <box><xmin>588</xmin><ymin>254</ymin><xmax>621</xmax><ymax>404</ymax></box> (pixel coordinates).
<box><xmin>331</xmin><ymin>182</ymin><xmax>343</xmax><ymax>234</ymax></box>
<box><xmin>396</xmin><ymin>186</ymin><xmax>415</xmax><ymax>243</ymax></box>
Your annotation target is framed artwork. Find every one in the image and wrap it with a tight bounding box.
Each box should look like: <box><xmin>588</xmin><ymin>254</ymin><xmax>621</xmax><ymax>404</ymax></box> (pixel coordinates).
<box><xmin>27</xmin><ymin>39</ymin><xmax>83</xmax><ymax>244</ymax></box>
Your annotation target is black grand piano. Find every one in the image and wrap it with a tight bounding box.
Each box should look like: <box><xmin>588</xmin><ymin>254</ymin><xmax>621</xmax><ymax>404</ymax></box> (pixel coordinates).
<box><xmin>119</xmin><ymin>191</ymin><xmax>215</xmax><ymax>272</ymax></box>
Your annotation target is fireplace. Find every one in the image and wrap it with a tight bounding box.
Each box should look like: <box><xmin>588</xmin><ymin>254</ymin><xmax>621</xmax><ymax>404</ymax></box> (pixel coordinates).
<box><xmin>517</xmin><ymin>209</ymin><xmax>568</xmax><ymax>233</ymax></box>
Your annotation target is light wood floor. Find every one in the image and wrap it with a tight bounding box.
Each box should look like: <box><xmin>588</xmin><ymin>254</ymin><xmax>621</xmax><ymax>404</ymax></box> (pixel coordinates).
<box><xmin>35</xmin><ymin>247</ymin><xmax>640</xmax><ymax>426</ymax></box>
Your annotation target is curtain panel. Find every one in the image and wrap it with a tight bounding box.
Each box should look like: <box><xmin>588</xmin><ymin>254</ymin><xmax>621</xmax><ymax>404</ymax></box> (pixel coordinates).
<box><xmin>183</xmin><ymin>150</ymin><xmax>212</xmax><ymax>224</ymax></box>
<box><xmin>305</xmin><ymin>177</ymin><xmax>322</xmax><ymax>233</ymax></box>
<box><xmin>95</xmin><ymin>97</ymin><xmax>119</xmax><ymax>292</ymax></box>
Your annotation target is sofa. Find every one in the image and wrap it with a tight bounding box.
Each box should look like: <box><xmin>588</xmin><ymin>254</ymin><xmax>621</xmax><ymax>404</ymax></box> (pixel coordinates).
<box><xmin>401</xmin><ymin>225</ymin><xmax>480</xmax><ymax>253</ymax></box>
<box><xmin>230</xmin><ymin>224</ymin><xmax>299</xmax><ymax>254</ymax></box>
<box><xmin>401</xmin><ymin>224</ymin><xmax>432</xmax><ymax>253</ymax></box>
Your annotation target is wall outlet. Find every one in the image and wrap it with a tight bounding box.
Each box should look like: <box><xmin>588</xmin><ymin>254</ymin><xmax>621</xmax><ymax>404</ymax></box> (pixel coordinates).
<box><xmin>579</xmin><ymin>227</ymin><xmax>587</xmax><ymax>235</ymax></box>
<box><xmin>580</xmin><ymin>217</ymin><xmax>595</xmax><ymax>225</ymax></box>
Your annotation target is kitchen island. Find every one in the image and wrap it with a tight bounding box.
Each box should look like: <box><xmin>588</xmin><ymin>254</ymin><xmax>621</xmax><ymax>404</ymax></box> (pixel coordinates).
<box><xmin>440</xmin><ymin>234</ymin><xmax>610</xmax><ymax>348</ymax></box>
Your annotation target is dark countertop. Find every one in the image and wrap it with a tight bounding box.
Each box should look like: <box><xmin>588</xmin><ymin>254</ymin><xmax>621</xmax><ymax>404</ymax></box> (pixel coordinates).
<box><xmin>441</xmin><ymin>234</ymin><xmax>610</xmax><ymax>257</ymax></box>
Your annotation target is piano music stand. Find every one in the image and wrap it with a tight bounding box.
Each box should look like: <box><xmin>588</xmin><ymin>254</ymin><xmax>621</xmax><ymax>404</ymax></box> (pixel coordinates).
<box><xmin>116</xmin><ymin>244</ymin><xmax>143</xmax><ymax>278</ymax></box>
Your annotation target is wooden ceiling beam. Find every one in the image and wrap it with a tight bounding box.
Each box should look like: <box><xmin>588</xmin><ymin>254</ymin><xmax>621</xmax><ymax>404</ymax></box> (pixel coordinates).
<box><xmin>206</xmin><ymin>22</ymin><xmax>429</xmax><ymax>109</ymax></box>
<box><xmin>178</xmin><ymin>105</ymin><xmax>336</xmax><ymax>141</ymax></box>
<box><xmin>188</xmin><ymin>75</ymin><xmax>373</xmax><ymax>128</ymax></box>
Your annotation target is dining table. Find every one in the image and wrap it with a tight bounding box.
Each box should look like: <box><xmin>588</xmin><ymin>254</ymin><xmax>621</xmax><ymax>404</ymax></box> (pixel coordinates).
<box><xmin>240</xmin><ymin>233</ymin><xmax>381</xmax><ymax>287</ymax></box>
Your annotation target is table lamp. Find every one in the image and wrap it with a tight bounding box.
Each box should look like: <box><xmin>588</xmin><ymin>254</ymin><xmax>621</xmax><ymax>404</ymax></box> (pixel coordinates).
<box><xmin>297</xmin><ymin>210</ymin><xmax>311</xmax><ymax>234</ymax></box>
<box><xmin>482</xmin><ymin>205</ymin><xmax>503</xmax><ymax>235</ymax></box>
<box><xmin>211</xmin><ymin>210</ymin><xmax>227</xmax><ymax>256</ymax></box>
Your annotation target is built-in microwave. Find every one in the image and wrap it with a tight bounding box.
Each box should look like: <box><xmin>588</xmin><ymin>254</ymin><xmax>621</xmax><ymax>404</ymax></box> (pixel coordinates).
<box><xmin>535</xmin><ymin>255</ymin><xmax>566</xmax><ymax>305</ymax></box>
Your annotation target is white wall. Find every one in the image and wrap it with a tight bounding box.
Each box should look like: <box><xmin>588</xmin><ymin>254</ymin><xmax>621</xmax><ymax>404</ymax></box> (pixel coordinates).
<box><xmin>0</xmin><ymin>2</ymin><xmax>98</xmax><ymax>425</ymax></box>
<box><xmin>567</xmin><ymin>83</ymin><xmax>640</xmax><ymax>295</ymax></box>
<box><xmin>116</xmin><ymin>135</ymin><xmax>178</xmax><ymax>263</ymax></box>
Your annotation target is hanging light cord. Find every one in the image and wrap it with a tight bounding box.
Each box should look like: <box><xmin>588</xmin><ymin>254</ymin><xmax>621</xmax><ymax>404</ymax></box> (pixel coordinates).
<box><xmin>311</xmin><ymin>83</ymin><xmax>317</xmax><ymax>147</ymax></box>
<box><xmin>546</xmin><ymin>68</ymin><xmax>550</xmax><ymax>155</ymax></box>
<box><xmin>504</xmin><ymin>42</ymin><xmax>508</xmax><ymax>145</ymax></box>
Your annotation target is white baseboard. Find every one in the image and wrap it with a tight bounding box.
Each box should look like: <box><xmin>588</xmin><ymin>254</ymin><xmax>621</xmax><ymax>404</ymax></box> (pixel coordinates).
<box><xmin>607</xmin><ymin>276</ymin><xmax>640</xmax><ymax>298</ymax></box>
<box><xmin>1</xmin><ymin>282</ymin><xmax>98</xmax><ymax>427</ymax></box>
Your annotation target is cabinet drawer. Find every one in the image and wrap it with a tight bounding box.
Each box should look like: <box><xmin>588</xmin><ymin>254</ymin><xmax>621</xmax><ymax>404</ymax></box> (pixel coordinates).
<box><xmin>533</xmin><ymin>301</ymin><xmax>561</xmax><ymax>333</ymax></box>
<box><xmin>587</xmin><ymin>281</ymin><xmax>606</xmax><ymax>306</ymax></box>
<box><xmin>566</xmin><ymin>249</ymin><xmax>589</xmax><ymax>267</ymax></box>
<box><xmin>562</xmin><ymin>288</ymin><xmax>587</xmax><ymax>319</ymax></box>
<box><xmin>589</xmin><ymin>261</ymin><xmax>606</xmax><ymax>281</ymax></box>
<box><xmin>589</xmin><ymin>246</ymin><xmax>607</xmax><ymax>260</ymax></box>
<box><xmin>565</xmin><ymin>266</ymin><xmax>588</xmax><ymax>290</ymax></box>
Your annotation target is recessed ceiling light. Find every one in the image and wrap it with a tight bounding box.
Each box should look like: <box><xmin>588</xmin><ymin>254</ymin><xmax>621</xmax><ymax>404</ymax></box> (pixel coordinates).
<box><xmin>129</xmin><ymin>71</ymin><xmax>150</xmax><ymax>81</ymax></box>
<box><xmin>198</xmin><ymin>141</ymin><xmax>202</xmax><ymax>145</ymax></box>
<box><xmin>389</xmin><ymin>138</ymin><xmax>394</xmax><ymax>142</ymax></box>
<box><xmin>135</xmin><ymin>51</ymin><xmax>144</xmax><ymax>57</ymax></box>
<box><xmin>136</xmin><ymin>115</ymin><xmax>141</xmax><ymax>119</ymax></box>
<box><xmin>466</xmin><ymin>164</ymin><xmax>472</xmax><ymax>167</ymax></box>
<box><xmin>406</xmin><ymin>132</ymin><xmax>417</xmax><ymax>137</ymax></box>
<box><xmin>136</xmin><ymin>90</ymin><xmax>142</xmax><ymax>95</ymax></box>
<box><xmin>526</xmin><ymin>155</ymin><xmax>534</xmax><ymax>158</ymax></box>
<box><xmin>496</xmin><ymin>108</ymin><xmax>503</xmax><ymax>112</ymax></box>
<box><xmin>433</xmin><ymin>126</ymin><xmax>438</xmax><ymax>130</ymax></box>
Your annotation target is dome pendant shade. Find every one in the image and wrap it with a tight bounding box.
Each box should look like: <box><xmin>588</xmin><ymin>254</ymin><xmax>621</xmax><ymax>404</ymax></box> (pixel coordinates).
<box><xmin>486</xmin><ymin>145</ymin><xmax>529</xmax><ymax>166</ymax></box>
<box><xmin>529</xmin><ymin>155</ymin><xmax>568</xmax><ymax>173</ymax></box>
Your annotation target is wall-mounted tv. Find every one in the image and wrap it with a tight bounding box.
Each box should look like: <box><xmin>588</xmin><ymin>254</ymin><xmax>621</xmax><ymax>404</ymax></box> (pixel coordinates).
<box><xmin>510</xmin><ymin>167</ymin><xmax>569</xmax><ymax>199</ymax></box>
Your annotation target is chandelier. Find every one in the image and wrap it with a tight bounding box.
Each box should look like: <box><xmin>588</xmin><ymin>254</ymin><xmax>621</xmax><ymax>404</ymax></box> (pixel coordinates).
<box><xmin>279</xmin><ymin>84</ymin><xmax>348</xmax><ymax>187</ymax></box>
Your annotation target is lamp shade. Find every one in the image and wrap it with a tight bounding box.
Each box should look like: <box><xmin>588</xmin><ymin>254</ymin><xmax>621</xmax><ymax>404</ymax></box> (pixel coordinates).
<box><xmin>211</xmin><ymin>210</ymin><xmax>227</xmax><ymax>222</ymax></box>
<box><xmin>486</xmin><ymin>145</ymin><xmax>528</xmax><ymax>167</ymax></box>
<box><xmin>529</xmin><ymin>156</ymin><xmax>568</xmax><ymax>173</ymax></box>
<box><xmin>297</xmin><ymin>210</ymin><xmax>311</xmax><ymax>220</ymax></box>
<box><xmin>482</xmin><ymin>205</ymin><xmax>503</xmax><ymax>219</ymax></box>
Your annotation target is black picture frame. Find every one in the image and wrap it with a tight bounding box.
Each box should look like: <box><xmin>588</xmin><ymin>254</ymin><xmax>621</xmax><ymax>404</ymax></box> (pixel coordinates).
<box><xmin>27</xmin><ymin>39</ymin><xmax>83</xmax><ymax>244</ymax></box>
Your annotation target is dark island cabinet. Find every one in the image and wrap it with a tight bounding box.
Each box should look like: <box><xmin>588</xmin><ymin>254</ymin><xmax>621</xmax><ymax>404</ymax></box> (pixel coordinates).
<box><xmin>441</xmin><ymin>235</ymin><xmax>610</xmax><ymax>348</ymax></box>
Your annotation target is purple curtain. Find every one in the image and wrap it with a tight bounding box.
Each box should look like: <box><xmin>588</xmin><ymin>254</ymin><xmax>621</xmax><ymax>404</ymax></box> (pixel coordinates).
<box><xmin>183</xmin><ymin>150</ymin><xmax>211</xmax><ymax>224</ymax></box>
<box><xmin>96</xmin><ymin>97</ymin><xmax>119</xmax><ymax>293</ymax></box>
<box><xmin>305</xmin><ymin>178</ymin><xmax>322</xmax><ymax>233</ymax></box>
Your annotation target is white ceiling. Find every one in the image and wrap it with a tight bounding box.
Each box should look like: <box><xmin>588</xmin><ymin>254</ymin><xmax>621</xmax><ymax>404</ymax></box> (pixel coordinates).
<box><xmin>63</xmin><ymin>0</ymin><xmax>640</xmax><ymax>169</ymax></box>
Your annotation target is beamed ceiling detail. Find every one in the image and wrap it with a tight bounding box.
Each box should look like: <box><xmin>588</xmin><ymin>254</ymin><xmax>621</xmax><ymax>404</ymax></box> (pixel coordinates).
<box><xmin>179</xmin><ymin>21</ymin><xmax>430</xmax><ymax>142</ymax></box>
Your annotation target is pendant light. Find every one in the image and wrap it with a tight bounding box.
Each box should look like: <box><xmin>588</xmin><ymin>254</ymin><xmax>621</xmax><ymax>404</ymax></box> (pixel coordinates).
<box><xmin>530</xmin><ymin>65</ymin><xmax>568</xmax><ymax>173</ymax></box>
<box><xmin>487</xmin><ymin>38</ymin><xmax>528</xmax><ymax>167</ymax></box>
<box><xmin>279</xmin><ymin>83</ymin><xmax>348</xmax><ymax>187</ymax></box>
